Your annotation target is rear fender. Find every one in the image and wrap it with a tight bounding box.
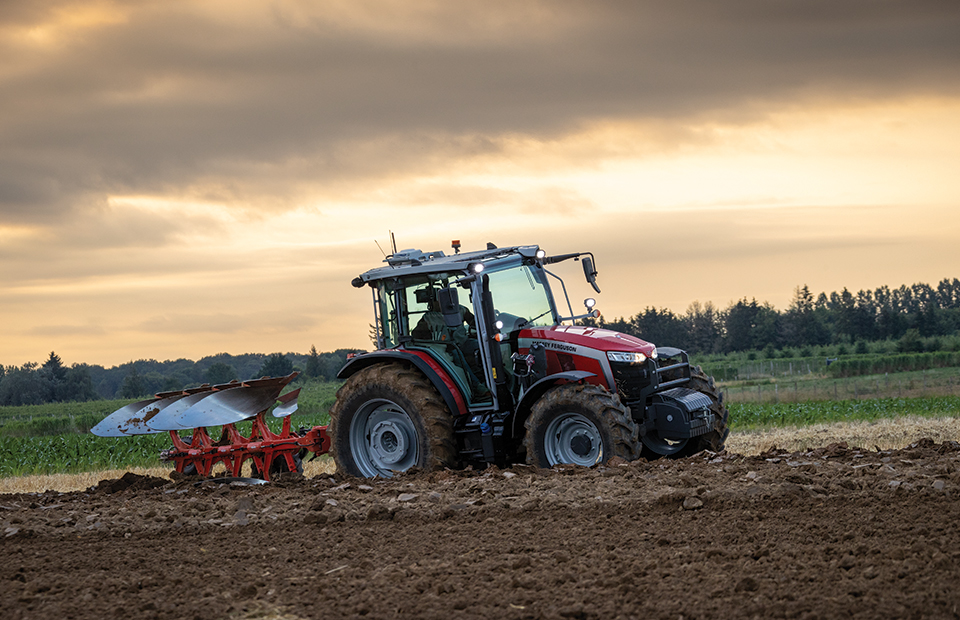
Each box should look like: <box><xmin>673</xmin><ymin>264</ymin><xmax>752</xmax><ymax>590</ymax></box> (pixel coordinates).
<box><xmin>337</xmin><ymin>351</ymin><xmax>469</xmax><ymax>417</ymax></box>
<box><xmin>509</xmin><ymin>370</ymin><xmax>596</xmax><ymax>438</ymax></box>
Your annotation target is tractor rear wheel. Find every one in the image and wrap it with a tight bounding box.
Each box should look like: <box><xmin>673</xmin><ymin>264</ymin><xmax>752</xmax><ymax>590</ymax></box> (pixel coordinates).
<box><xmin>329</xmin><ymin>363</ymin><xmax>457</xmax><ymax>478</ymax></box>
<box><xmin>525</xmin><ymin>383</ymin><xmax>640</xmax><ymax>468</ymax></box>
<box><xmin>640</xmin><ymin>365</ymin><xmax>729</xmax><ymax>459</ymax></box>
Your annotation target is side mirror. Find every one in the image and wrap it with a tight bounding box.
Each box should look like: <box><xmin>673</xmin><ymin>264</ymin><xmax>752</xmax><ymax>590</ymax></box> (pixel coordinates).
<box><xmin>437</xmin><ymin>287</ymin><xmax>462</xmax><ymax>328</ymax></box>
<box><xmin>582</xmin><ymin>255</ymin><xmax>601</xmax><ymax>294</ymax></box>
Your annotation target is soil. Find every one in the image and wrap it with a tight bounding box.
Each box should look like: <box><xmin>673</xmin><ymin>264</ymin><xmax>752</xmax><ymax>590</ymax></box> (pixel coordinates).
<box><xmin>2</xmin><ymin>440</ymin><xmax>960</xmax><ymax>620</ymax></box>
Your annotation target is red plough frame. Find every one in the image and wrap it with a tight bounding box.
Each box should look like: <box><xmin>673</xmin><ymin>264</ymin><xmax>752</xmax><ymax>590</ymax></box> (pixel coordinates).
<box><xmin>161</xmin><ymin>412</ymin><xmax>330</xmax><ymax>481</ymax></box>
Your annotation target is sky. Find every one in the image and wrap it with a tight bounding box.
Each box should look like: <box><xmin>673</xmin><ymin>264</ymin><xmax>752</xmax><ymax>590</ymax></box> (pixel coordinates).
<box><xmin>2</xmin><ymin>0</ymin><xmax>960</xmax><ymax>368</ymax></box>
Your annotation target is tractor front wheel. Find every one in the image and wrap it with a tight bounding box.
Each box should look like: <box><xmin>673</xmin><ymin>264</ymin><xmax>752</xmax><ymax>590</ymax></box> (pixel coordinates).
<box><xmin>525</xmin><ymin>383</ymin><xmax>640</xmax><ymax>468</ymax></box>
<box><xmin>640</xmin><ymin>365</ymin><xmax>729</xmax><ymax>459</ymax></box>
<box><xmin>329</xmin><ymin>363</ymin><xmax>457</xmax><ymax>478</ymax></box>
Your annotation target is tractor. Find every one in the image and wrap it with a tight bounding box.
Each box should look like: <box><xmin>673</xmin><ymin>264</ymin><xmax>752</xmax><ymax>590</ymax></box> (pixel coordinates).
<box><xmin>329</xmin><ymin>241</ymin><xmax>728</xmax><ymax>477</ymax></box>
<box><xmin>92</xmin><ymin>241</ymin><xmax>728</xmax><ymax>479</ymax></box>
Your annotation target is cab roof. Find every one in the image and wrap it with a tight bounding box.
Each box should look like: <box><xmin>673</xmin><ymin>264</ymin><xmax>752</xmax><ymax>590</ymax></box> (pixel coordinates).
<box><xmin>356</xmin><ymin>244</ymin><xmax>542</xmax><ymax>284</ymax></box>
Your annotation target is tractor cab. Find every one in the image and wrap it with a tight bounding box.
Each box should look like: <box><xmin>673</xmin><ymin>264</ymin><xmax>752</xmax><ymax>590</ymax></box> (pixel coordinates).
<box><xmin>357</xmin><ymin>244</ymin><xmax>570</xmax><ymax>410</ymax></box>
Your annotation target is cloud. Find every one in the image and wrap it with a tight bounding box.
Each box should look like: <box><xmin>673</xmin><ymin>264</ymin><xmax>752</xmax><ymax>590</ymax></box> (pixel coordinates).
<box><xmin>27</xmin><ymin>323</ymin><xmax>107</xmax><ymax>337</ymax></box>
<box><xmin>3</xmin><ymin>0</ymin><xmax>960</xmax><ymax>226</ymax></box>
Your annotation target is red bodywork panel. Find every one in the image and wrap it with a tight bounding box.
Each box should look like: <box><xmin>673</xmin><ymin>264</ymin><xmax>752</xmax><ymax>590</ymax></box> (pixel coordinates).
<box><xmin>522</xmin><ymin>325</ymin><xmax>656</xmax><ymax>355</ymax></box>
<box><xmin>518</xmin><ymin>325</ymin><xmax>656</xmax><ymax>392</ymax></box>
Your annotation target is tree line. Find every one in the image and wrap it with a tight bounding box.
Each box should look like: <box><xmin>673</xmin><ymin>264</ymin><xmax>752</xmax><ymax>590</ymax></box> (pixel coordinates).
<box><xmin>592</xmin><ymin>278</ymin><xmax>960</xmax><ymax>355</ymax></box>
<box><xmin>0</xmin><ymin>346</ymin><xmax>361</xmax><ymax>407</ymax></box>
<box><xmin>3</xmin><ymin>277</ymin><xmax>958</xmax><ymax>406</ymax></box>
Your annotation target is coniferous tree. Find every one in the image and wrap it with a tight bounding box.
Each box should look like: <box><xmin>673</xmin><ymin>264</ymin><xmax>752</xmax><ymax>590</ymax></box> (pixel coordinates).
<box><xmin>306</xmin><ymin>345</ymin><xmax>322</xmax><ymax>378</ymax></box>
<box><xmin>41</xmin><ymin>351</ymin><xmax>67</xmax><ymax>401</ymax></box>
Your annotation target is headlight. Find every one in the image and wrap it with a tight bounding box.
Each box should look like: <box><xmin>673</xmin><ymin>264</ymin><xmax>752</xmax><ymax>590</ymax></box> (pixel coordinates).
<box><xmin>606</xmin><ymin>351</ymin><xmax>647</xmax><ymax>364</ymax></box>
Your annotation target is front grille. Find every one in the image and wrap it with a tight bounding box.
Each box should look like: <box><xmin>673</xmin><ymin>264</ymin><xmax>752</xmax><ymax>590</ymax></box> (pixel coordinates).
<box><xmin>610</xmin><ymin>361</ymin><xmax>651</xmax><ymax>401</ymax></box>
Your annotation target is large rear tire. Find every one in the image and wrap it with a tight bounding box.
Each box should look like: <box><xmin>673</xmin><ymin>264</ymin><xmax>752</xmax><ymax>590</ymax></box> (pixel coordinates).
<box><xmin>525</xmin><ymin>383</ymin><xmax>640</xmax><ymax>468</ymax></box>
<box><xmin>329</xmin><ymin>363</ymin><xmax>457</xmax><ymax>478</ymax></box>
<box><xmin>640</xmin><ymin>365</ymin><xmax>729</xmax><ymax>459</ymax></box>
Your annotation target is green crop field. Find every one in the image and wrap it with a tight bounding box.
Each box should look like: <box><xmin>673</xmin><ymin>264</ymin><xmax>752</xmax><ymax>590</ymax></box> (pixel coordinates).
<box><xmin>2</xmin><ymin>375</ymin><xmax>959</xmax><ymax>478</ymax></box>
<box><xmin>728</xmin><ymin>396</ymin><xmax>960</xmax><ymax>431</ymax></box>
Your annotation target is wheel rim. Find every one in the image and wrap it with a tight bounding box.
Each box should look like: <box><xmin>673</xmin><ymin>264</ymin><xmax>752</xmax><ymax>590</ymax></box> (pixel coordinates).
<box><xmin>543</xmin><ymin>412</ymin><xmax>603</xmax><ymax>466</ymax></box>
<box><xmin>641</xmin><ymin>432</ymin><xmax>689</xmax><ymax>456</ymax></box>
<box><xmin>349</xmin><ymin>398</ymin><xmax>420</xmax><ymax>477</ymax></box>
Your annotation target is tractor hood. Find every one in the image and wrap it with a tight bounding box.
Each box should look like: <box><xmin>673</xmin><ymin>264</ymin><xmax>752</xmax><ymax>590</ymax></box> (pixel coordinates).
<box><xmin>521</xmin><ymin>325</ymin><xmax>657</xmax><ymax>358</ymax></box>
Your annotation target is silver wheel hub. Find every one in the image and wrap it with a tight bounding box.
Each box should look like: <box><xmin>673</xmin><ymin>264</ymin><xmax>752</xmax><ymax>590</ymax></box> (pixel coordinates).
<box><xmin>348</xmin><ymin>399</ymin><xmax>420</xmax><ymax>477</ymax></box>
<box><xmin>370</xmin><ymin>420</ymin><xmax>408</xmax><ymax>465</ymax></box>
<box><xmin>543</xmin><ymin>412</ymin><xmax>603</xmax><ymax>467</ymax></box>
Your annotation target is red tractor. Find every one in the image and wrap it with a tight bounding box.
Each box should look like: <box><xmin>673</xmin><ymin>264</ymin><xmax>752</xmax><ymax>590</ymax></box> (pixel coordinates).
<box><xmin>92</xmin><ymin>241</ymin><xmax>728</xmax><ymax>480</ymax></box>
<box><xmin>329</xmin><ymin>242</ymin><xmax>728</xmax><ymax>477</ymax></box>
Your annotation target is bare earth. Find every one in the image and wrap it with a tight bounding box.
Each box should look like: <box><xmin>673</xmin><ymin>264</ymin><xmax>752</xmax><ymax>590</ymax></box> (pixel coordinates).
<box><xmin>2</xmin><ymin>437</ymin><xmax>960</xmax><ymax>620</ymax></box>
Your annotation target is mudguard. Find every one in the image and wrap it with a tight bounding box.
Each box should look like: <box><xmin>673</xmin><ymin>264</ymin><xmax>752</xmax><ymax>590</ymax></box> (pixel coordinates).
<box><xmin>337</xmin><ymin>350</ymin><xmax>469</xmax><ymax>417</ymax></box>
<box><xmin>510</xmin><ymin>370</ymin><xmax>596</xmax><ymax>437</ymax></box>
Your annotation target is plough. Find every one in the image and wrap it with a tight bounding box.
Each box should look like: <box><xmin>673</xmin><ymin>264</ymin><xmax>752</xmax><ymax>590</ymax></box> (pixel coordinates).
<box><xmin>91</xmin><ymin>372</ymin><xmax>330</xmax><ymax>481</ymax></box>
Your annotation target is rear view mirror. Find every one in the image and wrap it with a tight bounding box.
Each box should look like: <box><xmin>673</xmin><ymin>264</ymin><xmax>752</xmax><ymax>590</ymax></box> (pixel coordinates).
<box><xmin>437</xmin><ymin>287</ymin><xmax>462</xmax><ymax>327</ymax></box>
<box><xmin>582</xmin><ymin>255</ymin><xmax>601</xmax><ymax>294</ymax></box>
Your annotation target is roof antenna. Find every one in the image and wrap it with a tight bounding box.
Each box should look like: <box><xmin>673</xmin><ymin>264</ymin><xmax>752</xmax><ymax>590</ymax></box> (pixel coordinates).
<box><xmin>374</xmin><ymin>239</ymin><xmax>387</xmax><ymax>258</ymax></box>
<box><xmin>390</xmin><ymin>230</ymin><xmax>398</xmax><ymax>254</ymax></box>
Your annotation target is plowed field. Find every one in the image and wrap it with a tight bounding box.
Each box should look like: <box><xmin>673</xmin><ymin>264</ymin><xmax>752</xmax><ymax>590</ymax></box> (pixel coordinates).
<box><xmin>3</xmin><ymin>440</ymin><xmax>960</xmax><ymax>619</ymax></box>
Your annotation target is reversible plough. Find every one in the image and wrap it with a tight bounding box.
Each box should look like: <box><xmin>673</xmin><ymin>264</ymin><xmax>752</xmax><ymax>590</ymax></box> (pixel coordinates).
<box><xmin>91</xmin><ymin>372</ymin><xmax>329</xmax><ymax>480</ymax></box>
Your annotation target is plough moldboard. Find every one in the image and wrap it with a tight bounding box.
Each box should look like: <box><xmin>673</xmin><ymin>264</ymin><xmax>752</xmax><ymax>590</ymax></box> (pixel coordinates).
<box><xmin>91</xmin><ymin>372</ymin><xmax>329</xmax><ymax>481</ymax></box>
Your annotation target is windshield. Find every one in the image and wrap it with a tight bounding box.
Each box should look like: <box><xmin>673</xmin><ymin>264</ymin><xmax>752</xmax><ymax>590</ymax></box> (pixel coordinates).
<box><xmin>486</xmin><ymin>263</ymin><xmax>555</xmax><ymax>332</ymax></box>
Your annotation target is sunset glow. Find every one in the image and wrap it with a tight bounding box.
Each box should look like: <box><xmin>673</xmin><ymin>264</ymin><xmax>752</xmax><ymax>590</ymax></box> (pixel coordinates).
<box><xmin>3</xmin><ymin>1</ymin><xmax>959</xmax><ymax>367</ymax></box>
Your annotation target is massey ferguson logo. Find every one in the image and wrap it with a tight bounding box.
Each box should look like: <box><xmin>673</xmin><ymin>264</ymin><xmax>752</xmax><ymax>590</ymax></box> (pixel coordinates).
<box><xmin>533</xmin><ymin>340</ymin><xmax>577</xmax><ymax>353</ymax></box>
